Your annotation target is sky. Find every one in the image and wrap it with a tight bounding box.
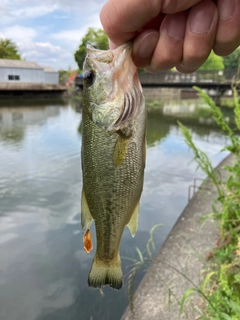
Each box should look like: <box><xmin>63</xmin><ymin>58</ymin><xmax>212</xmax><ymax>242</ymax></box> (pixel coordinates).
<box><xmin>0</xmin><ymin>0</ymin><xmax>107</xmax><ymax>70</ymax></box>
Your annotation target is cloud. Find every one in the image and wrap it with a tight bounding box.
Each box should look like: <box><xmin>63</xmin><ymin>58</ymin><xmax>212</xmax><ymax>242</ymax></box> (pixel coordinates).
<box><xmin>51</xmin><ymin>30</ymin><xmax>84</xmax><ymax>43</ymax></box>
<box><xmin>17</xmin><ymin>41</ymin><xmax>73</xmax><ymax>69</ymax></box>
<box><xmin>0</xmin><ymin>1</ymin><xmax>106</xmax><ymax>69</ymax></box>
<box><xmin>0</xmin><ymin>25</ymin><xmax>63</xmax><ymax>64</ymax></box>
<box><xmin>0</xmin><ymin>26</ymin><xmax>37</xmax><ymax>42</ymax></box>
<box><xmin>51</xmin><ymin>12</ymin><xmax>103</xmax><ymax>46</ymax></box>
<box><xmin>19</xmin><ymin>42</ymin><xmax>62</xmax><ymax>58</ymax></box>
<box><xmin>1</xmin><ymin>0</ymin><xmax>105</xmax><ymax>23</ymax></box>
<box><xmin>0</xmin><ymin>2</ymin><xmax>58</xmax><ymax>25</ymax></box>
<box><xmin>12</xmin><ymin>4</ymin><xmax>58</xmax><ymax>19</ymax></box>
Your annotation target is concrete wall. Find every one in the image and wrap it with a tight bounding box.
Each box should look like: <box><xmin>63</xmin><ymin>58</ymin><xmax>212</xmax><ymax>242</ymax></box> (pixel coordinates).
<box><xmin>0</xmin><ymin>67</ymin><xmax>44</xmax><ymax>83</ymax></box>
<box><xmin>143</xmin><ymin>87</ymin><xmax>181</xmax><ymax>100</ymax></box>
<box><xmin>44</xmin><ymin>72</ymin><xmax>59</xmax><ymax>84</ymax></box>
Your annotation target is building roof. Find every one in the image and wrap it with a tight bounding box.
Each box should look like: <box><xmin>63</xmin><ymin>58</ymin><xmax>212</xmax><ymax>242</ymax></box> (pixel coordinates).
<box><xmin>0</xmin><ymin>59</ymin><xmax>43</xmax><ymax>69</ymax></box>
<box><xmin>0</xmin><ymin>59</ymin><xmax>57</xmax><ymax>73</ymax></box>
<box><xmin>42</xmin><ymin>66</ymin><xmax>57</xmax><ymax>73</ymax></box>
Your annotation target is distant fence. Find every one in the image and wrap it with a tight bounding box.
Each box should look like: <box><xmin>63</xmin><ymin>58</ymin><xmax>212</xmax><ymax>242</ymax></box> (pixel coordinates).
<box><xmin>138</xmin><ymin>69</ymin><xmax>238</xmax><ymax>85</ymax></box>
<box><xmin>75</xmin><ymin>69</ymin><xmax>239</xmax><ymax>89</ymax></box>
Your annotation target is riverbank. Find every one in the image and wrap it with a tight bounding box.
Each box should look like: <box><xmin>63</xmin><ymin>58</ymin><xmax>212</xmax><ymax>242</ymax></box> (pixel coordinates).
<box><xmin>70</xmin><ymin>89</ymin><xmax>234</xmax><ymax>111</ymax></box>
<box><xmin>121</xmin><ymin>154</ymin><xmax>234</xmax><ymax>320</ymax></box>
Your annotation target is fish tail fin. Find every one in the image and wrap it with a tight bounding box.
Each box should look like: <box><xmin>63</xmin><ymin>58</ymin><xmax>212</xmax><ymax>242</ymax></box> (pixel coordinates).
<box><xmin>88</xmin><ymin>255</ymin><xmax>123</xmax><ymax>290</ymax></box>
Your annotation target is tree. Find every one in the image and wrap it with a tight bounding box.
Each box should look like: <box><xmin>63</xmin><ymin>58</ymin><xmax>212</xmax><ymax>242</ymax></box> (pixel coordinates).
<box><xmin>223</xmin><ymin>47</ymin><xmax>240</xmax><ymax>69</ymax></box>
<box><xmin>199</xmin><ymin>51</ymin><xmax>224</xmax><ymax>70</ymax></box>
<box><xmin>0</xmin><ymin>38</ymin><xmax>21</xmax><ymax>60</ymax></box>
<box><xmin>58</xmin><ymin>69</ymin><xmax>69</xmax><ymax>84</ymax></box>
<box><xmin>74</xmin><ymin>28</ymin><xmax>108</xmax><ymax>70</ymax></box>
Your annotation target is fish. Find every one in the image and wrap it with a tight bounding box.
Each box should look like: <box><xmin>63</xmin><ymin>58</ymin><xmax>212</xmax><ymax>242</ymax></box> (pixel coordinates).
<box><xmin>81</xmin><ymin>42</ymin><xmax>146</xmax><ymax>290</ymax></box>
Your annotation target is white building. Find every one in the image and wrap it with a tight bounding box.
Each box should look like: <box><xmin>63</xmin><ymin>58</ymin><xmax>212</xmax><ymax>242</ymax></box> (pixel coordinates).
<box><xmin>42</xmin><ymin>66</ymin><xmax>59</xmax><ymax>84</ymax></box>
<box><xmin>0</xmin><ymin>59</ymin><xmax>59</xmax><ymax>84</ymax></box>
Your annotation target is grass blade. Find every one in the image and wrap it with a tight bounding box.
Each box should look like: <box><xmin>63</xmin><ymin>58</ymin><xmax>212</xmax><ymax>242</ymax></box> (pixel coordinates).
<box><xmin>179</xmin><ymin>288</ymin><xmax>197</xmax><ymax>316</ymax></box>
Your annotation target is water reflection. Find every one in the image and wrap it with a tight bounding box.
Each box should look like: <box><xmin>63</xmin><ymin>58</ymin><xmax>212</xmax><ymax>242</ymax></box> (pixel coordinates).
<box><xmin>0</xmin><ymin>100</ymin><xmax>229</xmax><ymax>320</ymax></box>
<box><xmin>0</xmin><ymin>106</ymin><xmax>61</xmax><ymax>147</ymax></box>
<box><xmin>146</xmin><ymin>111</ymin><xmax>170</xmax><ymax>146</ymax></box>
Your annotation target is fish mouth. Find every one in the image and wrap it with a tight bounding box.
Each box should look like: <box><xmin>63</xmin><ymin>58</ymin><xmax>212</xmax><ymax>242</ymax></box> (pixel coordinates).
<box><xmin>85</xmin><ymin>43</ymin><xmax>143</xmax><ymax>132</ymax></box>
<box><xmin>86</xmin><ymin>42</ymin><xmax>132</xmax><ymax>64</ymax></box>
<box><xmin>85</xmin><ymin>42</ymin><xmax>135</xmax><ymax>76</ymax></box>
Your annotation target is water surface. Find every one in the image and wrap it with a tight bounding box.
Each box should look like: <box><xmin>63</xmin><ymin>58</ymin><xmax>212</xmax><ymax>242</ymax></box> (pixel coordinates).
<box><xmin>0</xmin><ymin>100</ymin><xmax>228</xmax><ymax>320</ymax></box>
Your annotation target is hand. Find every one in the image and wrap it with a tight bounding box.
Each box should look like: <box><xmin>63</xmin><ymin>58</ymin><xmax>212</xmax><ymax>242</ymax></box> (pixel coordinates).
<box><xmin>100</xmin><ymin>0</ymin><xmax>240</xmax><ymax>73</ymax></box>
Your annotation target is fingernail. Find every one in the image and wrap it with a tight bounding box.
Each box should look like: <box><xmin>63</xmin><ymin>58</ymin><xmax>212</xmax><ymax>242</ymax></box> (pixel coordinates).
<box><xmin>189</xmin><ymin>1</ymin><xmax>215</xmax><ymax>34</ymax></box>
<box><xmin>218</xmin><ymin>0</ymin><xmax>236</xmax><ymax>20</ymax></box>
<box><xmin>137</xmin><ymin>31</ymin><xmax>159</xmax><ymax>59</ymax></box>
<box><xmin>167</xmin><ymin>13</ymin><xmax>186</xmax><ymax>40</ymax></box>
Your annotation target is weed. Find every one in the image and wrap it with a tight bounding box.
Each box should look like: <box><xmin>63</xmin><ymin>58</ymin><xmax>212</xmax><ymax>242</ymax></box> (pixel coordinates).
<box><xmin>146</xmin><ymin>100</ymin><xmax>163</xmax><ymax>110</ymax></box>
<box><xmin>179</xmin><ymin>87</ymin><xmax>240</xmax><ymax>319</ymax></box>
<box><xmin>127</xmin><ymin>87</ymin><xmax>240</xmax><ymax>319</ymax></box>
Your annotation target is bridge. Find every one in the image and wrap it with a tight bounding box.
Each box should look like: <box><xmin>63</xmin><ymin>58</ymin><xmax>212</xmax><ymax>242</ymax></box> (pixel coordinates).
<box><xmin>75</xmin><ymin>69</ymin><xmax>238</xmax><ymax>92</ymax></box>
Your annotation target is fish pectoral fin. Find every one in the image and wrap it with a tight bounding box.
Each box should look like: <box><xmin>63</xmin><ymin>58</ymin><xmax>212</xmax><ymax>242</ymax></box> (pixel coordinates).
<box><xmin>127</xmin><ymin>203</ymin><xmax>140</xmax><ymax>238</ymax></box>
<box><xmin>113</xmin><ymin>135</ymin><xmax>130</xmax><ymax>167</ymax></box>
<box><xmin>83</xmin><ymin>229</ymin><xmax>93</xmax><ymax>253</ymax></box>
<box><xmin>81</xmin><ymin>188</ymin><xmax>93</xmax><ymax>235</ymax></box>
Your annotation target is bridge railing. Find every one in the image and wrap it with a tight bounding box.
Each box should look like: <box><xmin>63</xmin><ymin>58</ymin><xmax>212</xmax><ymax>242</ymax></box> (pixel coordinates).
<box><xmin>74</xmin><ymin>69</ymin><xmax>238</xmax><ymax>87</ymax></box>
<box><xmin>139</xmin><ymin>69</ymin><xmax>238</xmax><ymax>84</ymax></box>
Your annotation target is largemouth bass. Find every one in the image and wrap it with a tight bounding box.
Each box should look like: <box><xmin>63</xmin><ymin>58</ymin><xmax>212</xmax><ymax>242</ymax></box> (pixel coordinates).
<box><xmin>81</xmin><ymin>43</ymin><xmax>146</xmax><ymax>290</ymax></box>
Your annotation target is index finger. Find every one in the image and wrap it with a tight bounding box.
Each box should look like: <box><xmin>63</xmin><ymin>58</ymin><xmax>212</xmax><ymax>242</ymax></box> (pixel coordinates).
<box><xmin>100</xmin><ymin>0</ymin><xmax>202</xmax><ymax>45</ymax></box>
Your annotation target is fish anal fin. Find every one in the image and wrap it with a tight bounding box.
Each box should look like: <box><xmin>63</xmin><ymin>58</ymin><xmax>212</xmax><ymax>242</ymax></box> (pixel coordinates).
<box><xmin>113</xmin><ymin>135</ymin><xmax>130</xmax><ymax>167</ymax></box>
<box><xmin>127</xmin><ymin>203</ymin><xmax>140</xmax><ymax>237</ymax></box>
<box><xmin>83</xmin><ymin>229</ymin><xmax>93</xmax><ymax>253</ymax></box>
<box><xmin>81</xmin><ymin>188</ymin><xmax>93</xmax><ymax>235</ymax></box>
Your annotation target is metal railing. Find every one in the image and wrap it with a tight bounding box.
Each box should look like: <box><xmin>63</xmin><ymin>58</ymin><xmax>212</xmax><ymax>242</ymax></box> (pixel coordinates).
<box><xmin>138</xmin><ymin>69</ymin><xmax>238</xmax><ymax>85</ymax></box>
<box><xmin>75</xmin><ymin>69</ymin><xmax>238</xmax><ymax>87</ymax></box>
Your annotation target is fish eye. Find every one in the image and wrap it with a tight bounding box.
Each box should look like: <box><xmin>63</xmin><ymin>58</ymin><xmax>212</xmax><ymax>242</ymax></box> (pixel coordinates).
<box><xmin>83</xmin><ymin>70</ymin><xmax>95</xmax><ymax>86</ymax></box>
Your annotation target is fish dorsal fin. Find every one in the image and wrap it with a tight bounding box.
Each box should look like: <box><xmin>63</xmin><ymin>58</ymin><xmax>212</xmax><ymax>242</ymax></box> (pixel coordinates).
<box><xmin>113</xmin><ymin>134</ymin><xmax>130</xmax><ymax>167</ymax></box>
<box><xmin>127</xmin><ymin>203</ymin><xmax>140</xmax><ymax>237</ymax></box>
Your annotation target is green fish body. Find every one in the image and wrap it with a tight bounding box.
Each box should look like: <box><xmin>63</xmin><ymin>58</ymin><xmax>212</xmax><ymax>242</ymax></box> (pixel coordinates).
<box><xmin>81</xmin><ymin>43</ymin><xmax>146</xmax><ymax>290</ymax></box>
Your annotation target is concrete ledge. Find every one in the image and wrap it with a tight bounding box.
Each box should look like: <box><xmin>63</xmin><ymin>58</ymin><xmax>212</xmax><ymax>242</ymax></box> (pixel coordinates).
<box><xmin>121</xmin><ymin>154</ymin><xmax>234</xmax><ymax>320</ymax></box>
<box><xmin>0</xmin><ymin>82</ymin><xmax>66</xmax><ymax>91</ymax></box>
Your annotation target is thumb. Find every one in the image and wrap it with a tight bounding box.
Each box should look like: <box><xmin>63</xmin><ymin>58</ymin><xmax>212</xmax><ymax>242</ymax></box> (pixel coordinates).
<box><xmin>100</xmin><ymin>0</ymin><xmax>202</xmax><ymax>46</ymax></box>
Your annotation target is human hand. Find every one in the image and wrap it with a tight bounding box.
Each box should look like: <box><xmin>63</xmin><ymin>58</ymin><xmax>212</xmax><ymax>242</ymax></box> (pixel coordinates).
<box><xmin>100</xmin><ymin>0</ymin><xmax>240</xmax><ymax>73</ymax></box>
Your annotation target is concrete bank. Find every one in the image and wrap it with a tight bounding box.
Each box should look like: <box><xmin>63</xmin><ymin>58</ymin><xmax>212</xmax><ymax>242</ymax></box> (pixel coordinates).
<box><xmin>0</xmin><ymin>82</ymin><xmax>67</xmax><ymax>100</ymax></box>
<box><xmin>121</xmin><ymin>154</ymin><xmax>234</xmax><ymax>320</ymax></box>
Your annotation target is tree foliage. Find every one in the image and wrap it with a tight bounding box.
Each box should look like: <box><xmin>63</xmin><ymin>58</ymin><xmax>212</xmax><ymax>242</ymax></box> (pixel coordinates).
<box><xmin>223</xmin><ymin>47</ymin><xmax>240</xmax><ymax>69</ymax></box>
<box><xmin>0</xmin><ymin>38</ymin><xmax>21</xmax><ymax>60</ymax></box>
<box><xmin>199</xmin><ymin>51</ymin><xmax>224</xmax><ymax>70</ymax></box>
<box><xmin>74</xmin><ymin>28</ymin><xmax>109</xmax><ymax>70</ymax></box>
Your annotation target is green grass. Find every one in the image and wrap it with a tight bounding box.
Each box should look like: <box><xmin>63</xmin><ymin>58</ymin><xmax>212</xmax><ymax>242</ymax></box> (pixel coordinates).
<box><xmin>146</xmin><ymin>100</ymin><xmax>163</xmax><ymax>110</ymax></box>
<box><xmin>126</xmin><ymin>87</ymin><xmax>240</xmax><ymax>319</ymax></box>
<box><xmin>179</xmin><ymin>87</ymin><xmax>240</xmax><ymax>320</ymax></box>
<box><xmin>192</xmin><ymin>107</ymin><xmax>212</xmax><ymax>119</ymax></box>
<box><xmin>220</xmin><ymin>98</ymin><xmax>235</xmax><ymax>108</ymax></box>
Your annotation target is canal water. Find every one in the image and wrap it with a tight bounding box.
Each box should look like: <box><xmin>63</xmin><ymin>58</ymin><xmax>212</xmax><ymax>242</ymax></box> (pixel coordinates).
<box><xmin>0</xmin><ymin>99</ymin><xmax>229</xmax><ymax>320</ymax></box>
